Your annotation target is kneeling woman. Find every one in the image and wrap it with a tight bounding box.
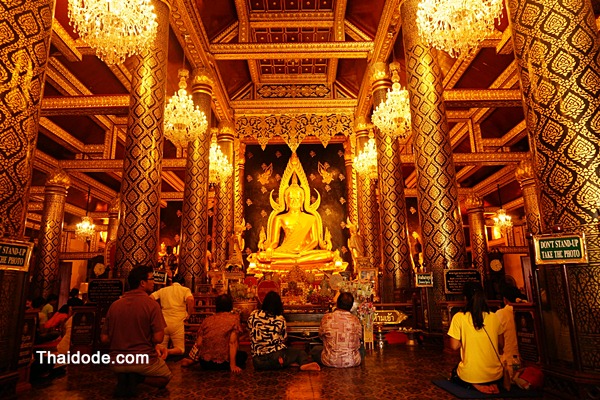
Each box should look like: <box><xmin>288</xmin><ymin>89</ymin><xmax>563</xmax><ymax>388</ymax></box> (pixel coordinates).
<box><xmin>182</xmin><ymin>294</ymin><xmax>247</xmax><ymax>373</ymax></box>
<box><xmin>248</xmin><ymin>291</ymin><xmax>320</xmax><ymax>371</ymax></box>
<box><xmin>448</xmin><ymin>282</ymin><xmax>504</xmax><ymax>394</ymax></box>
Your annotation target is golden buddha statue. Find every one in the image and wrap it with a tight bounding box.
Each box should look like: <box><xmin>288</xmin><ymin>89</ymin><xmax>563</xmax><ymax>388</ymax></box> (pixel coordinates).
<box><xmin>248</xmin><ymin>152</ymin><xmax>345</xmax><ymax>274</ymax></box>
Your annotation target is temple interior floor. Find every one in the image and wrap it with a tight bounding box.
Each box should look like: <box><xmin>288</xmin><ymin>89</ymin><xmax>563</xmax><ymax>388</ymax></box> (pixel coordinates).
<box><xmin>22</xmin><ymin>343</ymin><xmax>554</xmax><ymax>400</ymax></box>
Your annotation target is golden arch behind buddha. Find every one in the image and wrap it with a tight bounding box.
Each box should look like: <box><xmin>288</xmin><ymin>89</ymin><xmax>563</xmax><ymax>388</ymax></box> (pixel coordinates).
<box><xmin>247</xmin><ymin>152</ymin><xmax>346</xmax><ymax>274</ymax></box>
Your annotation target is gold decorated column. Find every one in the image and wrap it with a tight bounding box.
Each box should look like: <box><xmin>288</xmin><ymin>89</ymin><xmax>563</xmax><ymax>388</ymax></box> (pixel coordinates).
<box><xmin>0</xmin><ymin>0</ymin><xmax>55</xmax><ymax>238</ymax></box>
<box><xmin>402</xmin><ymin>0</ymin><xmax>467</xmax><ymax>329</ymax></box>
<box><xmin>31</xmin><ymin>169</ymin><xmax>70</xmax><ymax>299</ymax></box>
<box><xmin>343</xmin><ymin>136</ymin><xmax>358</xmax><ymax>226</ymax></box>
<box><xmin>178</xmin><ymin>68</ymin><xmax>213</xmax><ymax>287</ymax></box>
<box><xmin>371</xmin><ymin>62</ymin><xmax>413</xmax><ymax>301</ymax></box>
<box><xmin>507</xmin><ymin>1</ymin><xmax>600</xmax><ymax>379</ymax></box>
<box><xmin>213</xmin><ymin>123</ymin><xmax>235</xmax><ymax>267</ymax></box>
<box><xmin>507</xmin><ymin>0</ymin><xmax>600</xmax><ymax>230</ymax></box>
<box><xmin>465</xmin><ymin>193</ymin><xmax>488</xmax><ymax>286</ymax></box>
<box><xmin>115</xmin><ymin>0</ymin><xmax>170</xmax><ymax>277</ymax></box>
<box><xmin>355</xmin><ymin>125</ymin><xmax>380</xmax><ymax>270</ymax></box>
<box><xmin>234</xmin><ymin>139</ymin><xmax>246</xmax><ymax>230</ymax></box>
<box><xmin>515</xmin><ymin>160</ymin><xmax>543</xmax><ymax>235</ymax></box>
<box><xmin>107</xmin><ymin>194</ymin><xmax>121</xmax><ymax>242</ymax></box>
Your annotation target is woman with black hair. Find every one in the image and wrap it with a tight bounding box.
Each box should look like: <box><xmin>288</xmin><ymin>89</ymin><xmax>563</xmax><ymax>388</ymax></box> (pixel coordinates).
<box><xmin>448</xmin><ymin>282</ymin><xmax>504</xmax><ymax>394</ymax></box>
<box><xmin>247</xmin><ymin>291</ymin><xmax>320</xmax><ymax>371</ymax></box>
<box><xmin>181</xmin><ymin>294</ymin><xmax>247</xmax><ymax>372</ymax></box>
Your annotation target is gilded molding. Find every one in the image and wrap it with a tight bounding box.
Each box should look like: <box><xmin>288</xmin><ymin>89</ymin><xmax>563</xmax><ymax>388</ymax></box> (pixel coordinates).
<box><xmin>41</xmin><ymin>95</ymin><xmax>130</xmax><ymax>116</ymax></box>
<box><xmin>443</xmin><ymin>89</ymin><xmax>523</xmax><ymax>108</ymax></box>
<box><xmin>51</xmin><ymin>20</ymin><xmax>82</xmax><ymax>62</ymax></box>
<box><xmin>232</xmin><ymin>98</ymin><xmax>356</xmax><ymax>112</ymax></box>
<box><xmin>210</xmin><ymin>42</ymin><xmax>373</xmax><ymax>60</ymax></box>
<box><xmin>248</xmin><ymin>12</ymin><xmax>334</xmax><ymax>21</ymax></box>
<box><xmin>344</xmin><ymin>20</ymin><xmax>372</xmax><ymax>42</ymax></box>
<box><xmin>257</xmin><ymin>84</ymin><xmax>331</xmax><ymax>99</ymax></box>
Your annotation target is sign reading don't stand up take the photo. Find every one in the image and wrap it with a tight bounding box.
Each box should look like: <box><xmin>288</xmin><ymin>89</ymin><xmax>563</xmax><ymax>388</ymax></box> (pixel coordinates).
<box><xmin>533</xmin><ymin>233</ymin><xmax>588</xmax><ymax>265</ymax></box>
<box><xmin>0</xmin><ymin>239</ymin><xmax>34</xmax><ymax>272</ymax></box>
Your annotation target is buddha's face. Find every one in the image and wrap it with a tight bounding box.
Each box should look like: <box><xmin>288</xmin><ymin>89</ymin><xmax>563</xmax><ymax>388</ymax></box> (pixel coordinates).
<box><xmin>285</xmin><ymin>185</ymin><xmax>304</xmax><ymax>210</ymax></box>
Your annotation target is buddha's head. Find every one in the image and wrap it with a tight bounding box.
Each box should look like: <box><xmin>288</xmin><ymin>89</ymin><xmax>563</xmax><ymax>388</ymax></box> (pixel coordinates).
<box><xmin>285</xmin><ymin>183</ymin><xmax>304</xmax><ymax>211</ymax></box>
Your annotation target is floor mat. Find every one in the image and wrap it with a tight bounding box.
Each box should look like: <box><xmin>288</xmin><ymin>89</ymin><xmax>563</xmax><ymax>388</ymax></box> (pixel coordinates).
<box><xmin>432</xmin><ymin>379</ymin><xmax>542</xmax><ymax>399</ymax></box>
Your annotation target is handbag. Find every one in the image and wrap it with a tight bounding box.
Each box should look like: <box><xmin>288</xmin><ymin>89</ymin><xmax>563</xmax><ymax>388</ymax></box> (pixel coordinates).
<box><xmin>483</xmin><ymin>327</ymin><xmax>511</xmax><ymax>392</ymax></box>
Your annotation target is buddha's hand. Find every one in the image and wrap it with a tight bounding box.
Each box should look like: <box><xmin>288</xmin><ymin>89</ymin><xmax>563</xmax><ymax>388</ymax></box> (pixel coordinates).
<box><xmin>265</xmin><ymin>248</ymin><xmax>273</xmax><ymax>261</ymax></box>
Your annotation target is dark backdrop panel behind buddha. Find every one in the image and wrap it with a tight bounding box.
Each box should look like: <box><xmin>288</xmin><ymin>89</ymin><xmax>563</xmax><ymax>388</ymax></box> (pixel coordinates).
<box><xmin>244</xmin><ymin>144</ymin><xmax>349</xmax><ymax>262</ymax></box>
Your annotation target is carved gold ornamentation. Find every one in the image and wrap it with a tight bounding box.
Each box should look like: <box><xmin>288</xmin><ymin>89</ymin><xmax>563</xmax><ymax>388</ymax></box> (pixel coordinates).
<box><xmin>515</xmin><ymin>160</ymin><xmax>543</xmax><ymax>235</ymax></box>
<box><xmin>46</xmin><ymin>169</ymin><xmax>71</xmax><ymax>188</ymax></box>
<box><xmin>257</xmin><ymin>84</ymin><xmax>331</xmax><ymax>98</ymax></box>
<box><xmin>115</xmin><ymin>0</ymin><xmax>169</xmax><ymax>277</ymax></box>
<box><xmin>236</xmin><ymin>113</ymin><xmax>353</xmax><ymax>150</ymax></box>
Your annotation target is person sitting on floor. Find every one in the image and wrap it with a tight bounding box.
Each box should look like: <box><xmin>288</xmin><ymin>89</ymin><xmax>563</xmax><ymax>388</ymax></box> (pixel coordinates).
<box><xmin>101</xmin><ymin>265</ymin><xmax>172</xmax><ymax>397</ymax></box>
<box><xmin>181</xmin><ymin>294</ymin><xmax>247</xmax><ymax>373</ymax></box>
<box><xmin>448</xmin><ymin>282</ymin><xmax>505</xmax><ymax>394</ymax></box>
<box><xmin>310</xmin><ymin>291</ymin><xmax>363</xmax><ymax>368</ymax></box>
<box><xmin>247</xmin><ymin>291</ymin><xmax>320</xmax><ymax>371</ymax></box>
<box><xmin>496</xmin><ymin>284</ymin><xmax>525</xmax><ymax>376</ymax></box>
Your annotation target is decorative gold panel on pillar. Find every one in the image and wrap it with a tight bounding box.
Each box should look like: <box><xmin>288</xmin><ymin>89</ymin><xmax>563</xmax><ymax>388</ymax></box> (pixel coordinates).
<box><xmin>355</xmin><ymin>130</ymin><xmax>380</xmax><ymax>269</ymax></box>
<box><xmin>371</xmin><ymin>64</ymin><xmax>413</xmax><ymax>301</ymax></box>
<box><xmin>214</xmin><ymin>125</ymin><xmax>235</xmax><ymax>267</ymax></box>
<box><xmin>0</xmin><ymin>0</ymin><xmax>54</xmax><ymax>238</ymax></box>
<box><xmin>107</xmin><ymin>194</ymin><xmax>121</xmax><ymax>242</ymax></box>
<box><xmin>116</xmin><ymin>0</ymin><xmax>169</xmax><ymax>277</ymax></box>
<box><xmin>465</xmin><ymin>193</ymin><xmax>488</xmax><ymax>285</ymax></box>
<box><xmin>515</xmin><ymin>160</ymin><xmax>543</xmax><ymax>235</ymax></box>
<box><xmin>343</xmin><ymin>138</ymin><xmax>358</xmax><ymax>226</ymax></box>
<box><xmin>507</xmin><ymin>0</ymin><xmax>600</xmax><ymax>229</ymax></box>
<box><xmin>402</xmin><ymin>0</ymin><xmax>467</xmax><ymax>329</ymax></box>
<box><xmin>32</xmin><ymin>169</ymin><xmax>70</xmax><ymax>299</ymax></box>
<box><xmin>234</xmin><ymin>140</ymin><xmax>246</xmax><ymax>230</ymax></box>
<box><xmin>178</xmin><ymin>69</ymin><xmax>213</xmax><ymax>287</ymax></box>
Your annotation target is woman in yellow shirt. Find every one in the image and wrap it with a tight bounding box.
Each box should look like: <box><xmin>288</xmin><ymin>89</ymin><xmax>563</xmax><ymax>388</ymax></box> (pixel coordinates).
<box><xmin>448</xmin><ymin>282</ymin><xmax>504</xmax><ymax>394</ymax></box>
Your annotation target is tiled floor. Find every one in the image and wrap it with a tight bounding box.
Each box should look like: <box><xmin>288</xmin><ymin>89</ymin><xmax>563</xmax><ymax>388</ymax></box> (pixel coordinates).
<box><xmin>22</xmin><ymin>343</ymin><xmax>549</xmax><ymax>400</ymax></box>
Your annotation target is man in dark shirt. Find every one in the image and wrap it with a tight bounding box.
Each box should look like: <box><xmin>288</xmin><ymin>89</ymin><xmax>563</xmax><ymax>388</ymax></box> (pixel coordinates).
<box><xmin>101</xmin><ymin>265</ymin><xmax>172</xmax><ymax>396</ymax></box>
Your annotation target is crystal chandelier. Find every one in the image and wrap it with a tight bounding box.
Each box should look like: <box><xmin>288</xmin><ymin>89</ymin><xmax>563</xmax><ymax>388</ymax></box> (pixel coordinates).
<box><xmin>416</xmin><ymin>0</ymin><xmax>503</xmax><ymax>58</ymax></box>
<box><xmin>68</xmin><ymin>0</ymin><xmax>158</xmax><ymax>65</ymax></box>
<box><xmin>371</xmin><ymin>62</ymin><xmax>411</xmax><ymax>140</ymax></box>
<box><xmin>353</xmin><ymin>130</ymin><xmax>378</xmax><ymax>178</ymax></box>
<box><xmin>209</xmin><ymin>132</ymin><xmax>233</xmax><ymax>184</ymax></box>
<box><xmin>76</xmin><ymin>187</ymin><xmax>96</xmax><ymax>240</ymax></box>
<box><xmin>493</xmin><ymin>184</ymin><xmax>512</xmax><ymax>230</ymax></box>
<box><xmin>164</xmin><ymin>69</ymin><xmax>208</xmax><ymax>151</ymax></box>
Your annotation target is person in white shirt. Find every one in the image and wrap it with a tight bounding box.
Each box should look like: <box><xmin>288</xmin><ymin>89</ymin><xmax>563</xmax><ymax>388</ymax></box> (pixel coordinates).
<box><xmin>151</xmin><ymin>273</ymin><xmax>195</xmax><ymax>356</ymax></box>
<box><xmin>496</xmin><ymin>284</ymin><xmax>525</xmax><ymax>375</ymax></box>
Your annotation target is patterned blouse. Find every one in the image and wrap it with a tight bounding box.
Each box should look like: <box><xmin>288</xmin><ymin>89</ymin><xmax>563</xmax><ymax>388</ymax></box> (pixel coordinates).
<box><xmin>319</xmin><ymin>309</ymin><xmax>363</xmax><ymax>368</ymax></box>
<box><xmin>247</xmin><ymin>309</ymin><xmax>287</xmax><ymax>356</ymax></box>
<box><xmin>195</xmin><ymin>312</ymin><xmax>242</xmax><ymax>364</ymax></box>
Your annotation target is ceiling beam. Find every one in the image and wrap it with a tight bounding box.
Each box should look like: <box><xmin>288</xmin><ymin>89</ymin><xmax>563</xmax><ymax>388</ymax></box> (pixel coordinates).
<box><xmin>41</xmin><ymin>95</ymin><xmax>130</xmax><ymax>116</ymax></box>
<box><xmin>210</xmin><ymin>42</ymin><xmax>373</xmax><ymax>60</ymax></box>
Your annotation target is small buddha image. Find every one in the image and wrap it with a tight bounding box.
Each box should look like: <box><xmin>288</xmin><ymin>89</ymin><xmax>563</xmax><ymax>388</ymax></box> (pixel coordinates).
<box><xmin>158</xmin><ymin>242</ymin><xmax>167</xmax><ymax>263</ymax></box>
<box><xmin>411</xmin><ymin>231</ymin><xmax>423</xmax><ymax>271</ymax></box>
